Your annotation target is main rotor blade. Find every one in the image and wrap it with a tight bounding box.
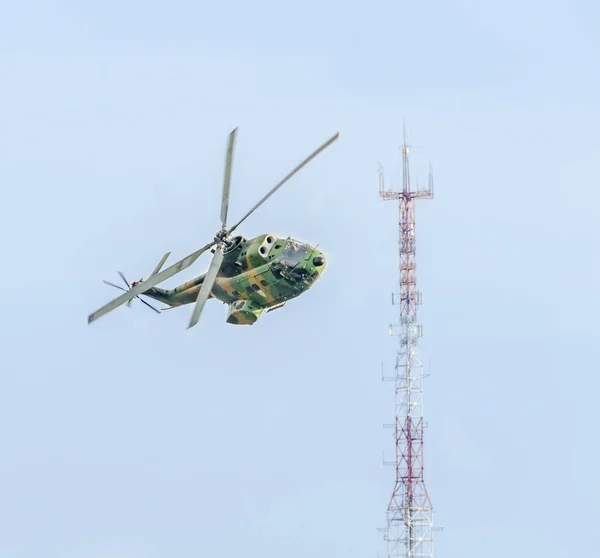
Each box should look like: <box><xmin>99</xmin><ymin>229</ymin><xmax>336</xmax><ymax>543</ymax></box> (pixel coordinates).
<box><xmin>187</xmin><ymin>247</ymin><xmax>224</xmax><ymax>329</ymax></box>
<box><xmin>149</xmin><ymin>252</ymin><xmax>171</xmax><ymax>277</ymax></box>
<box><xmin>228</xmin><ymin>131</ymin><xmax>339</xmax><ymax>234</ymax></box>
<box><xmin>136</xmin><ymin>296</ymin><xmax>161</xmax><ymax>314</ymax></box>
<box><xmin>221</xmin><ymin>127</ymin><xmax>237</xmax><ymax>227</ymax></box>
<box><xmin>88</xmin><ymin>241</ymin><xmax>214</xmax><ymax>324</ymax></box>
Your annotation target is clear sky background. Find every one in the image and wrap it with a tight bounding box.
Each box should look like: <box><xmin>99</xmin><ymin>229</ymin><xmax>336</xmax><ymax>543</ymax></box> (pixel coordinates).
<box><xmin>0</xmin><ymin>1</ymin><xmax>597</xmax><ymax>557</ymax></box>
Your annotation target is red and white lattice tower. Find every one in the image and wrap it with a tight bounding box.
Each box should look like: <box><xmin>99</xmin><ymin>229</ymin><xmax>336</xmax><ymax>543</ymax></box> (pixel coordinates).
<box><xmin>379</xmin><ymin>128</ymin><xmax>436</xmax><ymax>558</ymax></box>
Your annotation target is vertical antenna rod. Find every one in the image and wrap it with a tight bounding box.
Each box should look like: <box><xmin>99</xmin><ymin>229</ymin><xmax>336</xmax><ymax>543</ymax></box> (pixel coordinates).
<box><xmin>379</xmin><ymin>127</ymin><xmax>436</xmax><ymax>558</ymax></box>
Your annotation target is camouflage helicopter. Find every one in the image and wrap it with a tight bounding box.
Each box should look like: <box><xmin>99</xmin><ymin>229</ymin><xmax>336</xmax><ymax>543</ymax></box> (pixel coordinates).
<box><xmin>87</xmin><ymin>128</ymin><xmax>338</xmax><ymax>329</ymax></box>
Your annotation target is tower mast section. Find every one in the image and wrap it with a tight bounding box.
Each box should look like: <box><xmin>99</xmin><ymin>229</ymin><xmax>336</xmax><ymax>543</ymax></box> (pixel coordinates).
<box><xmin>379</xmin><ymin>127</ymin><xmax>435</xmax><ymax>558</ymax></box>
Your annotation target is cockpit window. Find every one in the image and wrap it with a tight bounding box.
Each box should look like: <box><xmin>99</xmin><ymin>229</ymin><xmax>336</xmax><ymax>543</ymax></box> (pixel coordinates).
<box><xmin>275</xmin><ymin>240</ymin><xmax>307</xmax><ymax>268</ymax></box>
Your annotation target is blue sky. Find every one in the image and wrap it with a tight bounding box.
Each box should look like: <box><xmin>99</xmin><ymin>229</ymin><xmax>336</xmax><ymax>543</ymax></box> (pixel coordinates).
<box><xmin>0</xmin><ymin>1</ymin><xmax>597</xmax><ymax>557</ymax></box>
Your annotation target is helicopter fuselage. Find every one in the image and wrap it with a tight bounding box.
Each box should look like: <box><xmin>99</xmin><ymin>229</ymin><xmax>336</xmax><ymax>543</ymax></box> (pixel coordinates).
<box><xmin>142</xmin><ymin>233</ymin><xmax>326</xmax><ymax>324</ymax></box>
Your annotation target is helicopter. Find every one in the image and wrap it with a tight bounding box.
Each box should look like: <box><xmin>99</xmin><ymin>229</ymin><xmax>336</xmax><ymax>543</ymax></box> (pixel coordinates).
<box><xmin>87</xmin><ymin>128</ymin><xmax>339</xmax><ymax>329</ymax></box>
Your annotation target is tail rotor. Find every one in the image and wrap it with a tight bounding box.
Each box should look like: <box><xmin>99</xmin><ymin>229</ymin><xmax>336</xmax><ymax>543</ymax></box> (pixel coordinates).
<box><xmin>102</xmin><ymin>271</ymin><xmax>161</xmax><ymax>314</ymax></box>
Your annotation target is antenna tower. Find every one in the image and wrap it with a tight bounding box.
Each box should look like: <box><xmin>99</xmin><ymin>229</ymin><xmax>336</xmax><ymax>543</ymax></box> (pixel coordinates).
<box><xmin>378</xmin><ymin>127</ymin><xmax>436</xmax><ymax>558</ymax></box>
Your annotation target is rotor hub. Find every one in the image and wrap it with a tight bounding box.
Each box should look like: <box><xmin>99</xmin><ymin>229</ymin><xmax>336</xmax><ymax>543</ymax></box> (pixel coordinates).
<box><xmin>215</xmin><ymin>227</ymin><xmax>229</xmax><ymax>242</ymax></box>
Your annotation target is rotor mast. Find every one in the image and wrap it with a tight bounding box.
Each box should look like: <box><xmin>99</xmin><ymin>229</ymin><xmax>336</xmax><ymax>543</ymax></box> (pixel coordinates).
<box><xmin>379</xmin><ymin>126</ymin><xmax>436</xmax><ymax>558</ymax></box>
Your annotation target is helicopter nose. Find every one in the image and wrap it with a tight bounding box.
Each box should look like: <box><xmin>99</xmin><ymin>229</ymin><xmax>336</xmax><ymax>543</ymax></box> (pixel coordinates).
<box><xmin>312</xmin><ymin>256</ymin><xmax>325</xmax><ymax>267</ymax></box>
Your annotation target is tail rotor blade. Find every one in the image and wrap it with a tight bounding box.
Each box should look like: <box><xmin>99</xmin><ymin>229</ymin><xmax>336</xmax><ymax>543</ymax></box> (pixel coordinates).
<box><xmin>117</xmin><ymin>271</ymin><xmax>130</xmax><ymax>289</ymax></box>
<box><xmin>103</xmin><ymin>280</ymin><xmax>127</xmax><ymax>292</ymax></box>
<box><xmin>137</xmin><ymin>296</ymin><xmax>161</xmax><ymax>314</ymax></box>
<box><xmin>187</xmin><ymin>247</ymin><xmax>224</xmax><ymax>329</ymax></box>
<box><xmin>228</xmin><ymin>131</ymin><xmax>339</xmax><ymax>234</ymax></box>
<box><xmin>220</xmin><ymin>127</ymin><xmax>237</xmax><ymax>227</ymax></box>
